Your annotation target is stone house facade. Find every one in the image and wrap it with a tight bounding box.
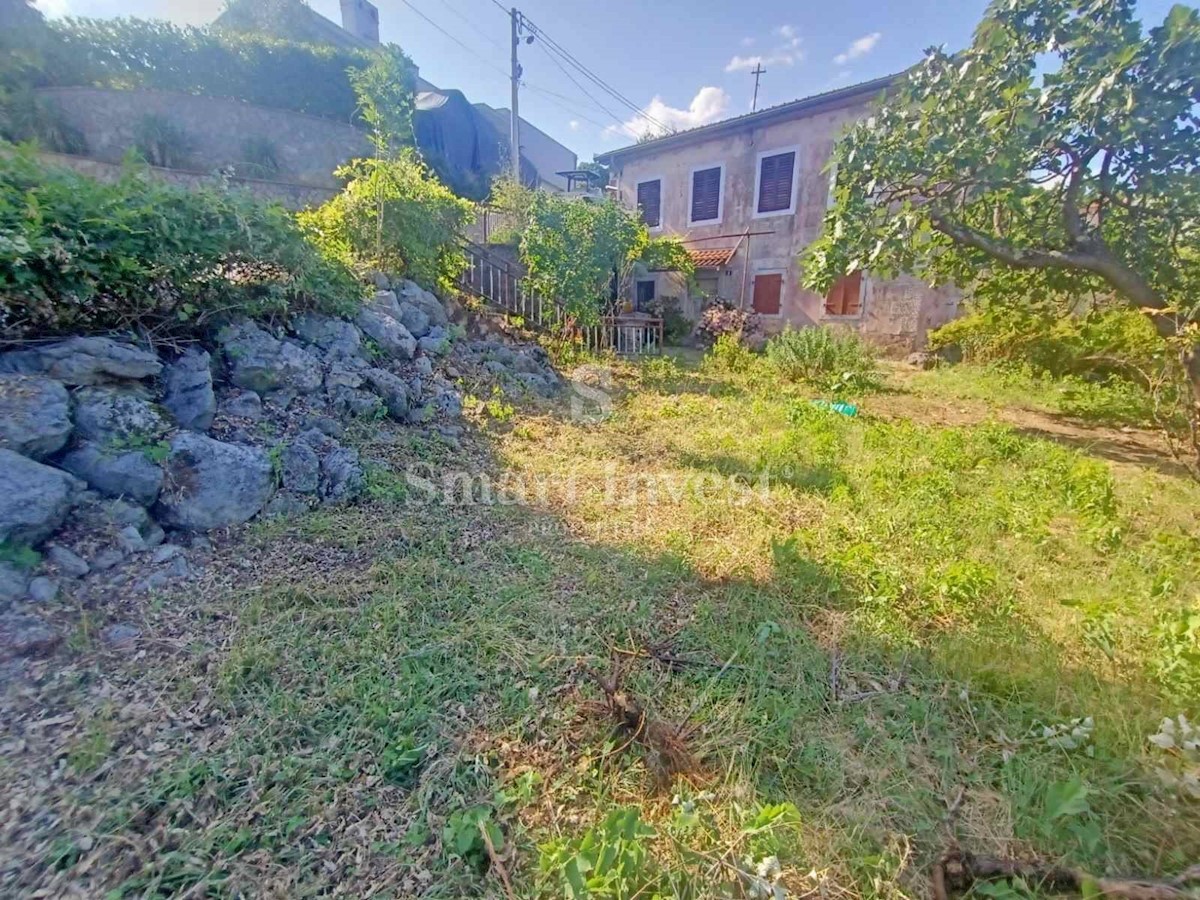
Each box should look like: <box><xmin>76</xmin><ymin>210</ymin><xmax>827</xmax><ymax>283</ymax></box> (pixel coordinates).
<box><xmin>595</xmin><ymin>76</ymin><xmax>959</xmax><ymax>353</ymax></box>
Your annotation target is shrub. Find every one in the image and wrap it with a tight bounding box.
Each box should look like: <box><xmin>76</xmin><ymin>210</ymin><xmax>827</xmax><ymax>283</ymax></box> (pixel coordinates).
<box><xmin>696</xmin><ymin>298</ymin><xmax>759</xmax><ymax>346</ymax></box>
<box><xmin>0</xmin><ymin>148</ymin><xmax>361</xmax><ymax>338</ymax></box>
<box><xmin>765</xmin><ymin>326</ymin><xmax>881</xmax><ymax>395</ymax></box>
<box><xmin>649</xmin><ymin>295</ymin><xmax>690</xmax><ymax>344</ymax></box>
<box><xmin>705</xmin><ymin>332</ymin><xmax>758</xmax><ymax>374</ymax></box>
<box><xmin>298</xmin><ymin>152</ymin><xmax>472</xmax><ymax>293</ymax></box>
<box><xmin>928</xmin><ymin>299</ymin><xmax>1166</xmax><ymax>380</ymax></box>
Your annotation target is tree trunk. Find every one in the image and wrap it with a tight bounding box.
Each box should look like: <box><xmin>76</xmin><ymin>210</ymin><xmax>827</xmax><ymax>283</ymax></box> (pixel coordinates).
<box><xmin>1176</xmin><ymin>342</ymin><xmax>1200</xmax><ymax>477</ymax></box>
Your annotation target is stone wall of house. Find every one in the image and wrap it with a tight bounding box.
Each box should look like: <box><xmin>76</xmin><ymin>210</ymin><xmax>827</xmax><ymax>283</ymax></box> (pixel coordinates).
<box><xmin>606</xmin><ymin>95</ymin><xmax>961</xmax><ymax>353</ymax></box>
<box><xmin>36</xmin><ymin>87</ymin><xmax>372</xmax><ymax>189</ymax></box>
<box><xmin>37</xmin><ymin>151</ymin><xmax>339</xmax><ymax>210</ymax></box>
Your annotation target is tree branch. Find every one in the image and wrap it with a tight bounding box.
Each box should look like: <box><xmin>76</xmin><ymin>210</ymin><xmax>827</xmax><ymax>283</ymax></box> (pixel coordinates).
<box><xmin>927</xmin><ymin>208</ymin><xmax>1177</xmax><ymax>339</ymax></box>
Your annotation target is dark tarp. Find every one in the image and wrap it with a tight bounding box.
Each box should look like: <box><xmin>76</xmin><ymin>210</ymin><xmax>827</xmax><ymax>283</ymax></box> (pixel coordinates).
<box><xmin>414</xmin><ymin>89</ymin><xmax>536</xmax><ymax>200</ymax></box>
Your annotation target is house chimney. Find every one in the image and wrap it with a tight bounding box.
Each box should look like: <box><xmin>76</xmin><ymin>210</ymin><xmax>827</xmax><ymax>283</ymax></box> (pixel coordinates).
<box><xmin>340</xmin><ymin>0</ymin><xmax>380</xmax><ymax>45</ymax></box>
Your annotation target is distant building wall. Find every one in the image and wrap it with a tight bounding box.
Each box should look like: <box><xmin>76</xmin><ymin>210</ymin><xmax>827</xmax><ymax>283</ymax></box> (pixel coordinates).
<box><xmin>604</xmin><ymin>94</ymin><xmax>960</xmax><ymax>353</ymax></box>
<box><xmin>340</xmin><ymin>0</ymin><xmax>380</xmax><ymax>44</ymax></box>
<box><xmin>36</xmin><ymin>87</ymin><xmax>372</xmax><ymax>188</ymax></box>
<box><xmin>36</xmin><ymin>151</ymin><xmax>338</xmax><ymax>210</ymax></box>
<box><xmin>474</xmin><ymin>103</ymin><xmax>576</xmax><ymax>191</ymax></box>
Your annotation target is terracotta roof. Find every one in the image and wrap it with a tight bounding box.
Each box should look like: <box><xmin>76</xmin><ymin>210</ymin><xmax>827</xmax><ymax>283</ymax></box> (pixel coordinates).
<box><xmin>688</xmin><ymin>247</ymin><xmax>737</xmax><ymax>269</ymax></box>
<box><xmin>595</xmin><ymin>73</ymin><xmax>903</xmax><ymax>165</ymax></box>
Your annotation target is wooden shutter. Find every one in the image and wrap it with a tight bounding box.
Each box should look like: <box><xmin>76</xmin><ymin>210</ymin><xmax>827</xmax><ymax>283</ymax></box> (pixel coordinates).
<box><xmin>824</xmin><ymin>270</ymin><xmax>863</xmax><ymax>316</ymax></box>
<box><xmin>636</xmin><ymin>179</ymin><xmax>661</xmax><ymax>228</ymax></box>
<box><xmin>690</xmin><ymin>166</ymin><xmax>721</xmax><ymax>222</ymax></box>
<box><xmin>752</xmin><ymin>273</ymin><xmax>782</xmax><ymax>315</ymax></box>
<box><xmin>757</xmin><ymin>151</ymin><xmax>796</xmax><ymax>214</ymax></box>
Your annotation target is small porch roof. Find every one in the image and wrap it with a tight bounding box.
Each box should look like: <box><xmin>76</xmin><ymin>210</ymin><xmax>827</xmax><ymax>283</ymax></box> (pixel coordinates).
<box><xmin>687</xmin><ymin>247</ymin><xmax>737</xmax><ymax>269</ymax></box>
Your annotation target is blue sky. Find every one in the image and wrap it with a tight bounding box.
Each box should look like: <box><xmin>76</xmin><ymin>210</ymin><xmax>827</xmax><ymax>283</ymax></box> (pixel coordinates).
<box><xmin>35</xmin><ymin>0</ymin><xmax>1184</xmax><ymax>161</ymax></box>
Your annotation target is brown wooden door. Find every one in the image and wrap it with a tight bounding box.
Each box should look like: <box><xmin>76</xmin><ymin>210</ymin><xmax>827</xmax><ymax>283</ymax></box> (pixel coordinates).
<box><xmin>752</xmin><ymin>273</ymin><xmax>782</xmax><ymax>315</ymax></box>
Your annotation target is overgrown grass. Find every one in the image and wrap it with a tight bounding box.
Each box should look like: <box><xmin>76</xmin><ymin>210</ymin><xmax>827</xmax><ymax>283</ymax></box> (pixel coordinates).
<box><xmin>9</xmin><ymin>355</ymin><xmax>1200</xmax><ymax>898</ymax></box>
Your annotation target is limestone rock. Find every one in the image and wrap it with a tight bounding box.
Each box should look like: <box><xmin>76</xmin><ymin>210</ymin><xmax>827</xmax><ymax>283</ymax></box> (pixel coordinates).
<box><xmin>292</xmin><ymin>314</ymin><xmax>363</xmax><ymax>359</ymax></box>
<box><xmin>321</xmin><ymin>445</ymin><xmax>364</xmax><ymax>504</ymax></box>
<box><xmin>295</xmin><ymin>429</ymin><xmax>363</xmax><ymax>504</ymax></box>
<box><xmin>0</xmin><ymin>375</ymin><xmax>72</xmax><ymax>460</ymax></box>
<box><xmin>162</xmin><ymin>349</ymin><xmax>216</xmax><ymax>431</ymax></box>
<box><xmin>217</xmin><ymin>320</ymin><xmax>323</xmax><ymax>395</ymax></box>
<box><xmin>355</xmin><ymin>308</ymin><xmax>417</xmax><ymax>360</ymax></box>
<box><xmin>101</xmin><ymin>623</ymin><xmax>140</xmax><ymax>649</ymax></box>
<box><xmin>397</xmin><ymin>302</ymin><xmax>431</xmax><ymax>339</ymax></box>
<box><xmin>417</xmin><ymin>326</ymin><xmax>450</xmax><ymax>357</ymax></box>
<box><xmin>397</xmin><ymin>280</ymin><xmax>450</xmax><ymax>329</ymax></box>
<box><xmin>72</xmin><ymin>386</ymin><xmax>169</xmax><ymax>446</ymax></box>
<box><xmin>0</xmin><ymin>449</ymin><xmax>84</xmax><ymax>545</ymax></box>
<box><xmin>364</xmin><ymin>368</ymin><xmax>410</xmax><ymax>420</ymax></box>
<box><xmin>0</xmin><ymin>336</ymin><xmax>161</xmax><ymax>385</ymax></box>
<box><xmin>46</xmin><ymin>544</ymin><xmax>89</xmax><ymax>578</ymax></box>
<box><xmin>27</xmin><ymin>577</ymin><xmax>58</xmax><ymax>604</ymax></box>
<box><xmin>155</xmin><ymin>432</ymin><xmax>274</xmax><ymax>531</ymax></box>
<box><xmin>0</xmin><ymin>563</ymin><xmax>29</xmax><ymax>607</ymax></box>
<box><xmin>221</xmin><ymin>390</ymin><xmax>263</xmax><ymax>421</ymax></box>
<box><xmin>1</xmin><ymin>614</ymin><xmax>59</xmax><ymax>657</ymax></box>
<box><xmin>281</xmin><ymin>442</ymin><xmax>320</xmax><ymax>494</ymax></box>
<box><xmin>59</xmin><ymin>442</ymin><xmax>164</xmax><ymax>506</ymax></box>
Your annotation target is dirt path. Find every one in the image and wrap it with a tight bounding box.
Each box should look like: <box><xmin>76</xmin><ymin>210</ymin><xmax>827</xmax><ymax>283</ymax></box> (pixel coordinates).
<box><xmin>869</xmin><ymin>366</ymin><xmax>1189</xmax><ymax>479</ymax></box>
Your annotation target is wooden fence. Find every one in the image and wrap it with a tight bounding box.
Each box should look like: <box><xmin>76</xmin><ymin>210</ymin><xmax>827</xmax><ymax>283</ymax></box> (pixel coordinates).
<box><xmin>458</xmin><ymin>238</ymin><xmax>663</xmax><ymax>355</ymax></box>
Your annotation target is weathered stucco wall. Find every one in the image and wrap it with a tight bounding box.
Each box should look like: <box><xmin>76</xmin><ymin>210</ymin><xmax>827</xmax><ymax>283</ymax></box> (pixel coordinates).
<box><xmin>610</xmin><ymin>96</ymin><xmax>960</xmax><ymax>352</ymax></box>
<box><xmin>36</xmin><ymin>151</ymin><xmax>338</xmax><ymax>211</ymax></box>
<box><xmin>37</xmin><ymin>87</ymin><xmax>371</xmax><ymax>188</ymax></box>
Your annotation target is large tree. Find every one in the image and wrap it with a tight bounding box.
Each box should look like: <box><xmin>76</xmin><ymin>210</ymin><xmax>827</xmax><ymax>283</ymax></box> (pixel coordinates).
<box><xmin>804</xmin><ymin>0</ymin><xmax>1199</xmax><ymax>453</ymax></box>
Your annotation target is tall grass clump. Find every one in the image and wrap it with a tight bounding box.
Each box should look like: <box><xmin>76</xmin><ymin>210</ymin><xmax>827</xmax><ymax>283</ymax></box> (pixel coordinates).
<box><xmin>765</xmin><ymin>326</ymin><xmax>881</xmax><ymax>395</ymax></box>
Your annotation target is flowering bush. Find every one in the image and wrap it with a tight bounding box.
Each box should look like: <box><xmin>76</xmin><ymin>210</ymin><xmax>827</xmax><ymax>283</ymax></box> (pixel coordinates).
<box><xmin>697</xmin><ymin>299</ymin><xmax>759</xmax><ymax>346</ymax></box>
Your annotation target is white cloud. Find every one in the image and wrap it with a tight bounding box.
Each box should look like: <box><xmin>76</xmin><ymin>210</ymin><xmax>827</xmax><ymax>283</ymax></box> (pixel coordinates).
<box><xmin>833</xmin><ymin>32</ymin><xmax>882</xmax><ymax>65</ymax></box>
<box><xmin>35</xmin><ymin>0</ymin><xmax>71</xmax><ymax>16</ymax></box>
<box><xmin>724</xmin><ymin>49</ymin><xmax>800</xmax><ymax>73</ymax></box>
<box><xmin>725</xmin><ymin>24</ymin><xmax>803</xmax><ymax>72</ymax></box>
<box><xmin>775</xmin><ymin>24</ymin><xmax>802</xmax><ymax>48</ymax></box>
<box><xmin>605</xmin><ymin>87</ymin><xmax>730</xmax><ymax>142</ymax></box>
<box><xmin>568</xmin><ymin>120</ymin><xmax>580</xmax><ymax>131</ymax></box>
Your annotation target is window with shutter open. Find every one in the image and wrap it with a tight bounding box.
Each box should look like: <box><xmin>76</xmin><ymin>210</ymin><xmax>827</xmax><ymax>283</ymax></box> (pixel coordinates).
<box><xmin>824</xmin><ymin>271</ymin><xmax>863</xmax><ymax>317</ymax></box>
<box><xmin>752</xmin><ymin>272</ymin><xmax>783</xmax><ymax>315</ymax></box>
<box><xmin>636</xmin><ymin>179</ymin><xmax>661</xmax><ymax>228</ymax></box>
<box><xmin>690</xmin><ymin>165</ymin><xmax>722</xmax><ymax>224</ymax></box>
<box><xmin>756</xmin><ymin>150</ymin><xmax>796</xmax><ymax>215</ymax></box>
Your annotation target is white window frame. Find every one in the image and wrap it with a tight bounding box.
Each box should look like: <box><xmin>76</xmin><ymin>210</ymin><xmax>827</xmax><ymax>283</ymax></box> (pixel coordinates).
<box><xmin>752</xmin><ymin>146</ymin><xmax>801</xmax><ymax>219</ymax></box>
<box><xmin>750</xmin><ymin>267</ymin><xmax>786</xmax><ymax>318</ymax></box>
<box><xmin>634</xmin><ymin>175</ymin><xmax>664</xmax><ymax>232</ymax></box>
<box><xmin>823</xmin><ymin>271</ymin><xmax>868</xmax><ymax>321</ymax></box>
<box><xmin>687</xmin><ymin>162</ymin><xmax>725</xmax><ymax>227</ymax></box>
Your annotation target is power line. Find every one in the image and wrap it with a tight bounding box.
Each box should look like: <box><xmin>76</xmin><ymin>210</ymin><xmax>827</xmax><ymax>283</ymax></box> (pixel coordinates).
<box><xmin>521</xmin><ymin>18</ymin><xmax>671</xmax><ymax>133</ymax></box>
<box><xmin>522</xmin><ymin>83</ymin><xmax>613</xmax><ymax>131</ymax></box>
<box><xmin>532</xmin><ymin>39</ymin><xmax>636</xmax><ymax>136</ymax></box>
<box><xmin>435</xmin><ymin>0</ymin><xmax>506</xmax><ymax>52</ymax></box>
<box><xmin>397</xmin><ymin>0</ymin><xmax>510</xmax><ymax>80</ymax></box>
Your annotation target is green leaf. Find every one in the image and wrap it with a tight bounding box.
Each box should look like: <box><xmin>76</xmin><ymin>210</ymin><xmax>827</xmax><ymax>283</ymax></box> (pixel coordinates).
<box><xmin>1044</xmin><ymin>776</ymin><xmax>1091</xmax><ymax>821</ymax></box>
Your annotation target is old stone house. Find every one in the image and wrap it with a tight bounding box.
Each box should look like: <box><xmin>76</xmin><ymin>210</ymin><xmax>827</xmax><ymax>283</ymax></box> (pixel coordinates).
<box><xmin>595</xmin><ymin>76</ymin><xmax>959</xmax><ymax>353</ymax></box>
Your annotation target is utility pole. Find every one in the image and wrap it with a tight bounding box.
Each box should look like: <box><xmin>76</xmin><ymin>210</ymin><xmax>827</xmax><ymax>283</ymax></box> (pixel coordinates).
<box><xmin>751</xmin><ymin>63</ymin><xmax>766</xmax><ymax>111</ymax></box>
<box><xmin>510</xmin><ymin>7</ymin><xmax>522</xmax><ymax>183</ymax></box>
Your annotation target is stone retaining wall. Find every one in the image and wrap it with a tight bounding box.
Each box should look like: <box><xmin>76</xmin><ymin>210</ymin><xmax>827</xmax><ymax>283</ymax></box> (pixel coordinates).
<box><xmin>36</xmin><ymin>86</ymin><xmax>371</xmax><ymax>189</ymax></box>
